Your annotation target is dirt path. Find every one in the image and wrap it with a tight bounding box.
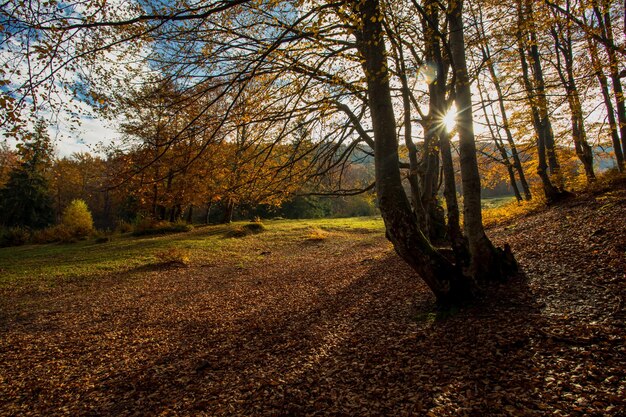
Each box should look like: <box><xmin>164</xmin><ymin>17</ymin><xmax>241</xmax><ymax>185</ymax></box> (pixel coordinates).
<box><xmin>0</xmin><ymin>187</ymin><xmax>625</xmax><ymax>416</ymax></box>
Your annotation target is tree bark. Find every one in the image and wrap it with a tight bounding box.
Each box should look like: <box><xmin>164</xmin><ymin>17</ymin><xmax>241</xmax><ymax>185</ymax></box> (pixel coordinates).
<box><xmin>440</xmin><ymin>127</ymin><xmax>469</xmax><ymax>265</ymax></box>
<box><xmin>477</xmin><ymin>12</ymin><xmax>532</xmax><ymax>200</ymax></box>
<box><xmin>526</xmin><ymin>6</ymin><xmax>562</xmax><ymax>186</ymax></box>
<box><xmin>551</xmin><ymin>9</ymin><xmax>595</xmax><ymax>182</ymax></box>
<box><xmin>394</xmin><ymin>43</ymin><xmax>428</xmax><ymax>232</ymax></box>
<box><xmin>517</xmin><ymin>0</ymin><xmax>565</xmax><ymax>203</ymax></box>
<box><xmin>594</xmin><ymin>1</ymin><xmax>626</xmax><ymax>159</ymax></box>
<box><xmin>587</xmin><ymin>35</ymin><xmax>625</xmax><ymax>171</ymax></box>
<box><xmin>205</xmin><ymin>201</ymin><xmax>212</xmax><ymax>224</ymax></box>
<box><xmin>448</xmin><ymin>0</ymin><xmax>517</xmax><ymax>282</ymax></box>
<box><xmin>186</xmin><ymin>205</ymin><xmax>193</xmax><ymax>223</ymax></box>
<box><xmin>354</xmin><ymin>0</ymin><xmax>476</xmax><ymax>305</ymax></box>
<box><xmin>477</xmin><ymin>80</ymin><xmax>523</xmax><ymax>203</ymax></box>
<box><xmin>222</xmin><ymin>198</ymin><xmax>235</xmax><ymax>224</ymax></box>
<box><xmin>420</xmin><ymin>0</ymin><xmax>447</xmax><ymax>242</ymax></box>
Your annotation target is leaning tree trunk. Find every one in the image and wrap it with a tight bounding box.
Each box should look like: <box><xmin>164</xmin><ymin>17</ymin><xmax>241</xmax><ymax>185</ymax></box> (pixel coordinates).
<box><xmin>527</xmin><ymin>18</ymin><xmax>562</xmax><ymax>188</ymax></box>
<box><xmin>473</xmin><ymin>0</ymin><xmax>530</xmax><ymax>200</ymax></box>
<box><xmin>448</xmin><ymin>0</ymin><xmax>517</xmax><ymax>282</ymax></box>
<box><xmin>396</xmin><ymin>44</ymin><xmax>428</xmax><ymax>232</ymax></box>
<box><xmin>353</xmin><ymin>0</ymin><xmax>476</xmax><ymax>305</ymax></box>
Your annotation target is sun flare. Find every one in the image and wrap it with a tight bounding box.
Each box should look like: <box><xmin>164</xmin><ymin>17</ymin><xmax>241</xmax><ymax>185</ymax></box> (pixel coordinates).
<box><xmin>443</xmin><ymin>106</ymin><xmax>457</xmax><ymax>132</ymax></box>
<box><xmin>442</xmin><ymin>106</ymin><xmax>456</xmax><ymax>132</ymax></box>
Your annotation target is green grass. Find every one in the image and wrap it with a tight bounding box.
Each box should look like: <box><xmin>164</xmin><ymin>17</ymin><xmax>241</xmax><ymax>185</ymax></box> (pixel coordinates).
<box><xmin>0</xmin><ymin>216</ymin><xmax>384</xmax><ymax>288</ymax></box>
<box><xmin>481</xmin><ymin>195</ymin><xmax>517</xmax><ymax>210</ymax></box>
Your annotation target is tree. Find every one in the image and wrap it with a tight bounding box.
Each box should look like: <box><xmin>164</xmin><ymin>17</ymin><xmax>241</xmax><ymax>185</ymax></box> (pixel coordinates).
<box><xmin>448</xmin><ymin>0</ymin><xmax>517</xmax><ymax>282</ymax></box>
<box><xmin>0</xmin><ymin>142</ymin><xmax>18</xmax><ymax>188</ymax></box>
<box><xmin>471</xmin><ymin>1</ymin><xmax>531</xmax><ymax>201</ymax></box>
<box><xmin>61</xmin><ymin>199</ymin><xmax>94</xmax><ymax>236</ymax></box>
<box><xmin>550</xmin><ymin>1</ymin><xmax>595</xmax><ymax>182</ymax></box>
<box><xmin>0</xmin><ymin>120</ymin><xmax>54</xmax><ymax>229</ymax></box>
<box><xmin>516</xmin><ymin>0</ymin><xmax>568</xmax><ymax>202</ymax></box>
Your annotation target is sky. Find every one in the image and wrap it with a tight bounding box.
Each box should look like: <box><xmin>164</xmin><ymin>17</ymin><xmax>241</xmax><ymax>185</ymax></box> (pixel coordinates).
<box><xmin>1</xmin><ymin>102</ymin><xmax>120</xmax><ymax>158</ymax></box>
<box><xmin>51</xmin><ymin>114</ymin><xmax>119</xmax><ymax>157</ymax></box>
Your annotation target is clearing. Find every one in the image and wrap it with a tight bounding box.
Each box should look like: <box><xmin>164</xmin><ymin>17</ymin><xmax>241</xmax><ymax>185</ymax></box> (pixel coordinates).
<box><xmin>0</xmin><ymin>187</ymin><xmax>624</xmax><ymax>416</ymax></box>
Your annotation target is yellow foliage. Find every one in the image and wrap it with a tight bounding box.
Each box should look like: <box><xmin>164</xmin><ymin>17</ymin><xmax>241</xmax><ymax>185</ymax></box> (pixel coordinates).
<box><xmin>305</xmin><ymin>227</ymin><xmax>329</xmax><ymax>241</ymax></box>
<box><xmin>154</xmin><ymin>247</ymin><xmax>190</xmax><ymax>265</ymax></box>
<box><xmin>61</xmin><ymin>199</ymin><xmax>94</xmax><ymax>237</ymax></box>
<box><xmin>482</xmin><ymin>189</ymin><xmax>546</xmax><ymax>228</ymax></box>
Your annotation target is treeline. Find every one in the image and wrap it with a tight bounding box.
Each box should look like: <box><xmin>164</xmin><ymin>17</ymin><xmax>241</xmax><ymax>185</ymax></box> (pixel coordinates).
<box><xmin>0</xmin><ymin>121</ymin><xmax>376</xmax><ymax>234</ymax></box>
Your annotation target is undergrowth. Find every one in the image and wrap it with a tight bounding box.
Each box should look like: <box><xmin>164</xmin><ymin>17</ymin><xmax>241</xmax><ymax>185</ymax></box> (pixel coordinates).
<box><xmin>305</xmin><ymin>227</ymin><xmax>329</xmax><ymax>241</ymax></box>
<box><xmin>225</xmin><ymin>222</ymin><xmax>267</xmax><ymax>238</ymax></box>
<box><xmin>482</xmin><ymin>195</ymin><xmax>546</xmax><ymax>227</ymax></box>
<box><xmin>482</xmin><ymin>170</ymin><xmax>626</xmax><ymax>227</ymax></box>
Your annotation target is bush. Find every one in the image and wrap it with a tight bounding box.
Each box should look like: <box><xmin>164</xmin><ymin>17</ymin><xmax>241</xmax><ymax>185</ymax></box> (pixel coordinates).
<box><xmin>305</xmin><ymin>227</ymin><xmax>329</xmax><ymax>241</ymax></box>
<box><xmin>116</xmin><ymin>220</ymin><xmax>133</xmax><ymax>234</ymax></box>
<box><xmin>62</xmin><ymin>199</ymin><xmax>94</xmax><ymax>237</ymax></box>
<box><xmin>31</xmin><ymin>224</ymin><xmax>76</xmax><ymax>244</ymax></box>
<box><xmin>154</xmin><ymin>247</ymin><xmax>190</xmax><ymax>266</ymax></box>
<box><xmin>225</xmin><ymin>222</ymin><xmax>266</xmax><ymax>238</ymax></box>
<box><xmin>0</xmin><ymin>227</ymin><xmax>30</xmax><ymax>247</ymax></box>
<box><xmin>132</xmin><ymin>219</ymin><xmax>193</xmax><ymax>236</ymax></box>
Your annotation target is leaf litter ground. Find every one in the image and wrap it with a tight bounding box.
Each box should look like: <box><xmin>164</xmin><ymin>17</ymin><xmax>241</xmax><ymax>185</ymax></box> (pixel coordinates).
<box><xmin>0</xmin><ymin>185</ymin><xmax>625</xmax><ymax>416</ymax></box>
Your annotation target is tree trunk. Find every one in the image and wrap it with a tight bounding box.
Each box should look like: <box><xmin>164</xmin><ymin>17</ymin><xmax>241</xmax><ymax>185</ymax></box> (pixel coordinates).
<box><xmin>205</xmin><ymin>201</ymin><xmax>212</xmax><ymax>224</ymax></box>
<box><xmin>526</xmin><ymin>9</ymin><xmax>561</xmax><ymax>187</ymax></box>
<box><xmin>594</xmin><ymin>2</ymin><xmax>626</xmax><ymax>159</ymax></box>
<box><xmin>481</xmin><ymin>35</ymin><xmax>532</xmax><ymax>200</ymax></box>
<box><xmin>517</xmin><ymin>0</ymin><xmax>564</xmax><ymax>203</ymax></box>
<box><xmin>396</xmin><ymin>44</ymin><xmax>428</xmax><ymax>232</ymax></box>
<box><xmin>587</xmin><ymin>35</ymin><xmax>625</xmax><ymax>171</ymax></box>
<box><xmin>476</xmin><ymin>77</ymin><xmax>523</xmax><ymax>203</ymax></box>
<box><xmin>448</xmin><ymin>0</ymin><xmax>517</xmax><ymax>282</ymax></box>
<box><xmin>186</xmin><ymin>205</ymin><xmax>193</xmax><ymax>223</ymax></box>
<box><xmin>551</xmin><ymin>13</ymin><xmax>595</xmax><ymax>182</ymax></box>
<box><xmin>440</xmin><ymin>128</ymin><xmax>469</xmax><ymax>265</ymax></box>
<box><xmin>354</xmin><ymin>0</ymin><xmax>476</xmax><ymax>305</ymax></box>
<box><xmin>420</xmin><ymin>0</ymin><xmax>447</xmax><ymax>242</ymax></box>
<box><xmin>222</xmin><ymin>198</ymin><xmax>235</xmax><ymax>224</ymax></box>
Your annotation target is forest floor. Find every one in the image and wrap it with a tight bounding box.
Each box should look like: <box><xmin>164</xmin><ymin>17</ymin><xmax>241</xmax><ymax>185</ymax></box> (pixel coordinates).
<box><xmin>0</xmin><ymin>181</ymin><xmax>625</xmax><ymax>416</ymax></box>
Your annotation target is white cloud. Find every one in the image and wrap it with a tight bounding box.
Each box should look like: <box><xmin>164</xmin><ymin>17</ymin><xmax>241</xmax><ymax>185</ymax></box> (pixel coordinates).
<box><xmin>51</xmin><ymin>113</ymin><xmax>119</xmax><ymax>157</ymax></box>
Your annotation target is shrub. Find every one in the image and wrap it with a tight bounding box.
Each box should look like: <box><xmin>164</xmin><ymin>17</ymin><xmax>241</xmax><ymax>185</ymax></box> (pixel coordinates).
<box><xmin>31</xmin><ymin>226</ymin><xmax>58</xmax><ymax>244</ymax></box>
<box><xmin>116</xmin><ymin>220</ymin><xmax>133</xmax><ymax>234</ymax></box>
<box><xmin>154</xmin><ymin>247</ymin><xmax>190</xmax><ymax>266</ymax></box>
<box><xmin>31</xmin><ymin>224</ymin><xmax>76</xmax><ymax>244</ymax></box>
<box><xmin>0</xmin><ymin>227</ymin><xmax>30</xmax><ymax>247</ymax></box>
<box><xmin>305</xmin><ymin>227</ymin><xmax>329</xmax><ymax>241</ymax></box>
<box><xmin>225</xmin><ymin>222</ymin><xmax>266</xmax><ymax>238</ymax></box>
<box><xmin>132</xmin><ymin>219</ymin><xmax>193</xmax><ymax>236</ymax></box>
<box><xmin>62</xmin><ymin>199</ymin><xmax>94</xmax><ymax>237</ymax></box>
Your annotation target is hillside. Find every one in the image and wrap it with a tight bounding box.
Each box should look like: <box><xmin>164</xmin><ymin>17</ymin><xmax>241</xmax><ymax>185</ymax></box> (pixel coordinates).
<box><xmin>0</xmin><ymin>184</ymin><xmax>625</xmax><ymax>416</ymax></box>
